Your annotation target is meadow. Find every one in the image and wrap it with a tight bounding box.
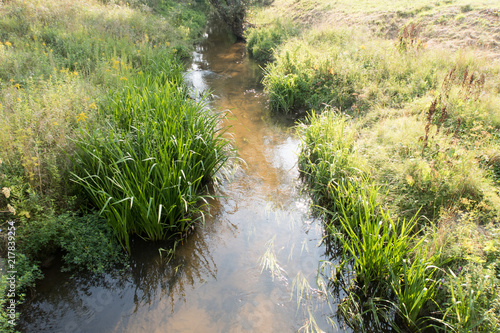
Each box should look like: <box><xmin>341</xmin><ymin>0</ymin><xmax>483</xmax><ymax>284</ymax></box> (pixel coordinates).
<box><xmin>247</xmin><ymin>0</ymin><xmax>500</xmax><ymax>331</ymax></box>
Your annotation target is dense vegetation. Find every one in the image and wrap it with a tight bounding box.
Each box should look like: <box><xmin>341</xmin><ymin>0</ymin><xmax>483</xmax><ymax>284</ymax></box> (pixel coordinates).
<box><xmin>0</xmin><ymin>0</ymin><xmax>231</xmax><ymax>331</ymax></box>
<box><xmin>247</xmin><ymin>0</ymin><xmax>500</xmax><ymax>331</ymax></box>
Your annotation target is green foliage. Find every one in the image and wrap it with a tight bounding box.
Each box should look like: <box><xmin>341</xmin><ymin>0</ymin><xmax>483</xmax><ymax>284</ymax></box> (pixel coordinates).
<box><xmin>442</xmin><ymin>269</ymin><xmax>488</xmax><ymax>331</ymax></box>
<box><xmin>17</xmin><ymin>212</ymin><xmax>126</xmax><ymax>274</ymax></box>
<box><xmin>58</xmin><ymin>213</ymin><xmax>127</xmax><ymax>273</ymax></box>
<box><xmin>14</xmin><ymin>253</ymin><xmax>43</xmax><ymax>291</ymax></box>
<box><xmin>245</xmin><ymin>19</ymin><xmax>299</xmax><ymax>62</ymax></box>
<box><xmin>72</xmin><ymin>62</ymin><xmax>232</xmax><ymax>252</ymax></box>
<box><xmin>262</xmin><ymin>27</ymin><xmax>442</xmax><ymax>113</ymax></box>
<box><xmin>298</xmin><ymin>110</ymin><xmax>366</xmax><ymax>207</ymax></box>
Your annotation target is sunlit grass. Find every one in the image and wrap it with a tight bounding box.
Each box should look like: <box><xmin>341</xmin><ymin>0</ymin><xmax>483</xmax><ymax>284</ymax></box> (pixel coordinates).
<box><xmin>73</xmin><ymin>60</ymin><xmax>232</xmax><ymax>252</ymax></box>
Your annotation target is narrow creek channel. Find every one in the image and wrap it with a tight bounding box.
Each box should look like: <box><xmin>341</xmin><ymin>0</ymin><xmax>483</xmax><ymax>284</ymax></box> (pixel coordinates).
<box><xmin>19</xmin><ymin>22</ymin><xmax>346</xmax><ymax>333</ymax></box>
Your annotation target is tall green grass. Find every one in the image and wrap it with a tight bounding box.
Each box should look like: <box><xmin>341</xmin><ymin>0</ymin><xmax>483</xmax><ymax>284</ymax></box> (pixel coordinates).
<box><xmin>260</xmin><ymin>27</ymin><xmax>444</xmax><ymax>113</ymax></box>
<box><xmin>298</xmin><ymin>110</ymin><xmax>444</xmax><ymax>331</ymax></box>
<box><xmin>73</xmin><ymin>59</ymin><xmax>232</xmax><ymax>252</ymax></box>
<box><xmin>245</xmin><ymin>18</ymin><xmax>299</xmax><ymax>63</ymax></box>
<box><xmin>298</xmin><ymin>111</ymin><xmax>367</xmax><ymax>208</ymax></box>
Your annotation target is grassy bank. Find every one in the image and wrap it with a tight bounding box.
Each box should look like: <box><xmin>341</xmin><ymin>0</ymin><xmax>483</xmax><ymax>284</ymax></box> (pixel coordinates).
<box><xmin>247</xmin><ymin>0</ymin><xmax>500</xmax><ymax>331</ymax></box>
<box><xmin>0</xmin><ymin>0</ymin><xmax>230</xmax><ymax>330</ymax></box>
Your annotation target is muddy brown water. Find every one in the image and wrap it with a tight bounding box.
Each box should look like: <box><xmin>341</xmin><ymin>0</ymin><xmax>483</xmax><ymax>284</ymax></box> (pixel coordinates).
<box><xmin>19</xmin><ymin>23</ymin><xmax>346</xmax><ymax>333</ymax></box>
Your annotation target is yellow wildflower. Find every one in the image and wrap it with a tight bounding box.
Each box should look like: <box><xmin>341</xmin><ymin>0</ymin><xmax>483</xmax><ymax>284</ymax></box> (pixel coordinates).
<box><xmin>120</xmin><ymin>77</ymin><xmax>128</xmax><ymax>81</ymax></box>
<box><xmin>17</xmin><ymin>98</ymin><xmax>21</xmax><ymax>102</ymax></box>
<box><xmin>14</xmin><ymin>83</ymin><xmax>20</xmax><ymax>88</ymax></box>
<box><xmin>173</xmin><ymin>48</ymin><xmax>177</xmax><ymax>53</ymax></box>
<box><xmin>1</xmin><ymin>187</ymin><xmax>11</xmax><ymax>199</ymax></box>
<box><xmin>4</xmin><ymin>41</ymin><xmax>12</xmax><ymax>47</ymax></box>
<box><xmin>7</xmin><ymin>204</ymin><xmax>16</xmax><ymax>215</ymax></box>
<box><xmin>361</xmin><ymin>45</ymin><xmax>366</xmax><ymax>50</ymax></box>
<box><xmin>77</xmin><ymin>112</ymin><xmax>88</xmax><ymax>122</ymax></box>
<box><xmin>53</xmin><ymin>121</ymin><xmax>59</xmax><ymax>126</ymax></box>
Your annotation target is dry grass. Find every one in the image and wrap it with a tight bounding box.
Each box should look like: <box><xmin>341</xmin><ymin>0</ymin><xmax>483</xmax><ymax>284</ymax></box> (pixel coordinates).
<box><xmin>251</xmin><ymin>0</ymin><xmax>500</xmax><ymax>58</ymax></box>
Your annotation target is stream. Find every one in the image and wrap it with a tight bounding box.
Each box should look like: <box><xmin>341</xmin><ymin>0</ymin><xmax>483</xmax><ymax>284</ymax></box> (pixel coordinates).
<box><xmin>19</xmin><ymin>22</ymin><xmax>346</xmax><ymax>333</ymax></box>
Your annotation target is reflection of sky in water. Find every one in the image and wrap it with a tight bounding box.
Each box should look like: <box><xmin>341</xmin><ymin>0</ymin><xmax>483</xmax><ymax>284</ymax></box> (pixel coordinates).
<box><xmin>269</xmin><ymin>136</ymin><xmax>300</xmax><ymax>173</ymax></box>
<box><xmin>185</xmin><ymin>51</ymin><xmax>215</xmax><ymax>99</ymax></box>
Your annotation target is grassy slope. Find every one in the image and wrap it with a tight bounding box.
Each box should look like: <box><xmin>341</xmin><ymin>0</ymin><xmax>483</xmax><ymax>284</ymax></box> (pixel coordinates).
<box><xmin>251</xmin><ymin>0</ymin><xmax>500</xmax><ymax>56</ymax></box>
<box><xmin>247</xmin><ymin>0</ymin><xmax>500</xmax><ymax>331</ymax></box>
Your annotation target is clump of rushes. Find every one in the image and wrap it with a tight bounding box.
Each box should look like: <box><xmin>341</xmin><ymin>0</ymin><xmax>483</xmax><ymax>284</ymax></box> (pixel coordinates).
<box><xmin>299</xmin><ymin>111</ymin><xmax>441</xmax><ymax>331</ymax></box>
<box><xmin>72</xmin><ymin>58</ymin><xmax>232</xmax><ymax>252</ymax></box>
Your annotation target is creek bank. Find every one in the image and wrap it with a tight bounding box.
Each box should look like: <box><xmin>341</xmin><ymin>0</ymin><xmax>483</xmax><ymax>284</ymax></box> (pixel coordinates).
<box><xmin>245</xmin><ymin>1</ymin><xmax>500</xmax><ymax>331</ymax></box>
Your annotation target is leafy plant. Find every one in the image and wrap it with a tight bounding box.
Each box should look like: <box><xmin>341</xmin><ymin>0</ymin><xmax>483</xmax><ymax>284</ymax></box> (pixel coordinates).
<box><xmin>73</xmin><ymin>62</ymin><xmax>232</xmax><ymax>252</ymax></box>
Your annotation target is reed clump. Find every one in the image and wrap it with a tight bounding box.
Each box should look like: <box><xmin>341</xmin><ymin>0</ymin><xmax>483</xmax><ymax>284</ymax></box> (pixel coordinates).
<box><xmin>298</xmin><ymin>108</ymin><xmax>500</xmax><ymax>331</ymax></box>
<box><xmin>73</xmin><ymin>61</ymin><xmax>232</xmax><ymax>252</ymax></box>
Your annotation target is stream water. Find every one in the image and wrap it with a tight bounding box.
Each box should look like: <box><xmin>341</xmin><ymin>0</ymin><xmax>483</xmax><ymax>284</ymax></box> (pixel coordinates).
<box><xmin>19</xmin><ymin>23</ymin><xmax>346</xmax><ymax>333</ymax></box>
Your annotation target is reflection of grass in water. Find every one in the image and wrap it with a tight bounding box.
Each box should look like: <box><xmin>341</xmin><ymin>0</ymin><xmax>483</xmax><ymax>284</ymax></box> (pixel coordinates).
<box><xmin>260</xmin><ymin>236</ymin><xmax>287</xmax><ymax>282</ymax></box>
<box><xmin>292</xmin><ymin>271</ymin><xmax>337</xmax><ymax>333</ymax></box>
<box><xmin>265</xmin><ymin>200</ymin><xmax>297</xmax><ymax>231</ymax></box>
<box><xmin>299</xmin><ymin>308</ymin><xmax>323</xmax><ymax>333</ymax></box>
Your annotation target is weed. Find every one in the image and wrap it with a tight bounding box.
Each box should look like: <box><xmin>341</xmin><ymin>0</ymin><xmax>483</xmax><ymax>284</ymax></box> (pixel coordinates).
<box><xmin>396</xmin><ymin>23</ymin><xmax>424</xmax><ymax>53</ymax></box>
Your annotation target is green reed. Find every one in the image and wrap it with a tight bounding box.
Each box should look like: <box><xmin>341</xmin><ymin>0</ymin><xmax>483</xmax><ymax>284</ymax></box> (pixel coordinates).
<box><xmin>299</xmin><ymin>111</ymin><xmax>445</xmax><ymax>331</ymax></box>
<box><xmin>72</xmin><ymin>60</ymin><xmax>231</xmax><ymax>252</ymax></box>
